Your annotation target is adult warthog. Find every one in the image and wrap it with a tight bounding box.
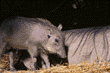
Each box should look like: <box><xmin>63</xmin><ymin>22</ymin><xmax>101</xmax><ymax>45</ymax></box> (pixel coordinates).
<box><xmin>63</xmin><ymin>25</ymin><xmax>110</xmax><ymax>64</ymax></box>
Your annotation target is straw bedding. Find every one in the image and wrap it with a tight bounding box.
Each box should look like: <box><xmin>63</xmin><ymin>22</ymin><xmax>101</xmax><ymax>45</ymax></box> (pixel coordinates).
<box><xmin>0</xmin><ymin>54</ymin><xmax>110</xmax><ymax>73</ymax></box>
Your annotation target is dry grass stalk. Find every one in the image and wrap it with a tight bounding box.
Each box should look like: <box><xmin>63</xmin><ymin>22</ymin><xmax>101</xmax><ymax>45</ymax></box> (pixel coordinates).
<box><xmin>0</xmin><ymin>54</ymin><xmax>110</xmax><ymax>73</ymax></box>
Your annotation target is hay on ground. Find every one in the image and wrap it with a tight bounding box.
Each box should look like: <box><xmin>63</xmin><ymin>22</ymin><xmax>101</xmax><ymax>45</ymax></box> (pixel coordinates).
<box><xmin>0</xmin><ymin>54</ymin><xmax>110</xmax><ymax>73</ymax></box>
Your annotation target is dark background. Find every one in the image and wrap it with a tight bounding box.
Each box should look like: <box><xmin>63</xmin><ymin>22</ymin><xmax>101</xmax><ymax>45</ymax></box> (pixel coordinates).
<box><xmin>1</xmin><ymin>0</ymin><xmax>110</xmax><ymax>30</ymax></box>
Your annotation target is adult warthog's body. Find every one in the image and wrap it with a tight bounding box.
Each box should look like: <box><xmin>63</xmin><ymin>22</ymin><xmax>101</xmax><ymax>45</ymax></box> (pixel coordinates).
<box><xmin>0</xmin><ymin>16</ymin><xmax>66</xmax><ymax>70</ymax></box>
<box><xmin>63</xmin><ymin>25</ymin><xmax>110</xmax><ymax>64</ymax></box>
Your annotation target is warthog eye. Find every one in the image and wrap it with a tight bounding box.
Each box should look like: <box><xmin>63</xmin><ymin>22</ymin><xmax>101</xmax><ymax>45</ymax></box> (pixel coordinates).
<box><xmin>48</xmin><ymin>35</ymin><xmax>51</xmax><ymax>38</ymax></box>
<box><xmin>55</xmin><ymin>39</ymin><xmax>59</xmax><ymax>43</ymax></box>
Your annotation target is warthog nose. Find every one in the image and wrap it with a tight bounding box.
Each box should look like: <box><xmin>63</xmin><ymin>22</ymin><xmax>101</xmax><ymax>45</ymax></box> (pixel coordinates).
<box><xmin>57</xmin><ymin>51</ymin><xmax>66</xmax><ymax>58</ymax></box>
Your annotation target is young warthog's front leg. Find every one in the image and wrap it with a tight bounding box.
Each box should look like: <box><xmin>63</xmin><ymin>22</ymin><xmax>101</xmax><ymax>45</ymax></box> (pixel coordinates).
<box><xmin>27</xmin><ymin>45</ymin><xmax>38</xmax><ymax>70</ymax></box>
<box><xmin>40</xmin><ymin>53</ymin><xmax>50</xmax><ymax>69</ymax></box>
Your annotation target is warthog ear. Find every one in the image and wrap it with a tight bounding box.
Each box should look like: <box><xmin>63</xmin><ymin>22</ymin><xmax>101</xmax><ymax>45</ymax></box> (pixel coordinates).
<box><xmin>58</xmin><ymin>23</ymin><xmax>63</xmax><ymax>30</ymax></box>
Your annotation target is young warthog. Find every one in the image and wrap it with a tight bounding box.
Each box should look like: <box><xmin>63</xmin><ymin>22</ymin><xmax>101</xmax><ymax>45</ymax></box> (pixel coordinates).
<box><xmin>0</xmin><ymin>17</ymin><xmax>66</xmax><ymax>71</ymax></box>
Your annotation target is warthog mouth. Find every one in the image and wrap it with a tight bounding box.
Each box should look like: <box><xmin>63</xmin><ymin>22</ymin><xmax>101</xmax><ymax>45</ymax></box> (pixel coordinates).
<box><xmin>37</xmin><ymin>45</ymin><xmax>56</xmax><ymax>54</ymax></box>
<box><xmin>46</xmin><ymin>46</ymin><xmax>56</xmax><ymax>53</ymax></box>
<box><xmin>37</xmin><ymin>43</ymin><xmax>57</xmax><ymax>54</ymax></box>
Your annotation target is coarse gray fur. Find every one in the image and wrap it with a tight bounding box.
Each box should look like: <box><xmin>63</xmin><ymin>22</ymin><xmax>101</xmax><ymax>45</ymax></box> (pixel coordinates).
<box><xmin>63</xmin><ymin>25</ymin><xmax>110</xmax><ymax>64</ymax></box>
<box><xmin>0</xmin><ymin>16</ymin><xmax>66</xmax><ymax>71</ymax></box>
